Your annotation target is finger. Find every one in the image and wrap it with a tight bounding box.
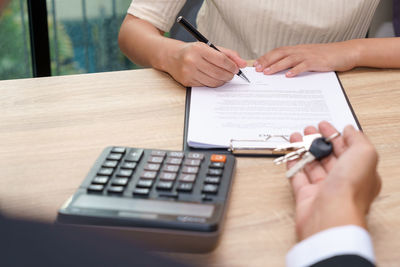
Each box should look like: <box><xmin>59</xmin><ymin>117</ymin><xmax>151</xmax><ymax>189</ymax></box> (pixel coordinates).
<box><xmin>319</xmin><ymin>121</ymin><xmax>347</xmax><ymax>157</ymax></box>
<box><xmin>303</xmin><ymin>126</ymin><xmax>318</xmax><ymax>136</ymax></box>
<box><xmin>287</xmin><ymin>132</ymin><xmax>310</xmax><ymax>195</ymax></box>
<box><xmin>199</xmin><ymin>44</ymin><xmax>238</xmax><ymax>74</ymax></box>
<box><xmin>219</xmin><ymin>47</ymin><xmax>247</xmax><ymax>68</ymax></box>
<box><xmin>286</xmin><ymin>62</ymin><xmax>309</xmax><ymax>77</ymax></box>
<box><xmin>263</xmin><ymin>56</ymin><xmax>300</xmax><ymax>75</ymax></box>
<box><xmin>290</xmin><ymin>172</ymin><xmax>311</xmax><ymax>199</ymax></box>
<box><xmin>197</xmin><ymin>58</ymin><xmax>235</xmax><ymax>82</ymax></box>
<box><xmin>342</xmin><ymin>124</ymin><xmax>379</xmax><ymax>167</ymax></box>
<box><xmin>186</xmin><ymin>79</ymin><xmax>204</xmax><ymax>87</ymax></box>
<box><xmin>255</xmin><ymin>48</ymin><xmax>289</xmax><ymax>72</ymax></box>
<box><xmin>194</xmin><ymin>69</ymin><xmax>226</xmax><ymax>88</ymax></box>
<box><xmin>374</xmin><ymin>172</ymin><xmax>382</xmax><ymax>198</ymax></box>
<box><xmin>342</xmin><ymin>124</ymin><xmax>368</xmax><ymax>147</ymax></box>
<box><xmin>290</xmin><ymin>132</ymin><xmax>302</xmax><ymax>143</ymax></box>
<box><xmin>303</xmin><ymin>126</ymin><xmax>328</xmax><ymax>183</ymax></box>
<box><xmin>316</xmin><ymin>121</ymin><xmax>341</xmax><ymax>172</ymax></box>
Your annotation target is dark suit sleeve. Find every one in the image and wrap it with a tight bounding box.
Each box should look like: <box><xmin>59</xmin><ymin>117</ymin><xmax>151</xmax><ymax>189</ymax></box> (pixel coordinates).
<box><xmin>311</xmin><ymin>254</ymin><xmax>375</xmax><ymax>267</ymax></box>
<box><xmin>0</xmin><ymin>214</ymin><xmax>191</xmax><ymax>267</ymax></box>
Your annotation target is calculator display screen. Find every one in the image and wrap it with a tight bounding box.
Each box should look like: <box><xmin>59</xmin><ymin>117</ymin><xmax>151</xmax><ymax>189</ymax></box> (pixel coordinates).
<box><xmin>73</xmin><ymin>195</ymin><xmax>215</xmax><ymax>218</ymax></box>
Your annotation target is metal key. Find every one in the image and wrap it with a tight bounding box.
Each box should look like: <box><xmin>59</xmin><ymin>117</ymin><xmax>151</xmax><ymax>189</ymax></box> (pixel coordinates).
<box><xmin>286</xmin><ymin>137</ymin><xmax>334</xmax><ymax>179</ymax></box>
<box><xmin>273</xmin><ymin>133</ymin><xmax>321</xmax><ymax>165</ymax></box>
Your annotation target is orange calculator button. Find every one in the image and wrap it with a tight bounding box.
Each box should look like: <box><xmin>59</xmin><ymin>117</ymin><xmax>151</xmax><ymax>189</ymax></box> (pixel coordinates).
<box><xmin>210</xmin><ymin>154</ymin><xmax>226</xmax><ymax>163</ymax></box>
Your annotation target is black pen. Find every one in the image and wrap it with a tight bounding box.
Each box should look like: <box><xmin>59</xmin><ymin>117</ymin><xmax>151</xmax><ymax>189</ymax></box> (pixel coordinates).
<box><xmin>177</xmin><ymin>16</ymin><xmax>250</xmax><ymax>83</ymax></box>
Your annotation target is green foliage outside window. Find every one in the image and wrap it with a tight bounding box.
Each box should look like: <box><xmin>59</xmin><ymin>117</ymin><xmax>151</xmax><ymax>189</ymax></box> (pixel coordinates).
<box><xmin>0</xmin><ymin>0</ymin><xmax>31</xmax><ymax>80</ymax></box>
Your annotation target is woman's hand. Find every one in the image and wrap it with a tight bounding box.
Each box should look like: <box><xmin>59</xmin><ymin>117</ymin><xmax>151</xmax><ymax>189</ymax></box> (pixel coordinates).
<box><xmin>166</xmin><ymin>42</ymin><xmax>247</xmax><ymax>87</ymax></box>
<box><xmin>254</xmin><ymin>41</ymin><xmax>361</xmax><ymax>77</ymax></box>
<box><xmin>119</xmin><ymin>14</ymin><xmax>247</xmax><ymax>88</ymax></box>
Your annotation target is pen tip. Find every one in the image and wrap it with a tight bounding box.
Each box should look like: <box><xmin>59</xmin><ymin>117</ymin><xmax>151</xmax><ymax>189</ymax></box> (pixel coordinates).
<box><xmin>177</xmin><ymin>16</ymin><xmax>182</xmax><ymax>23</ymax></box>
<box><xmin>242</xmin><ymin>74</ymin><xmax>251</xmax><ymax>83</ymax></box>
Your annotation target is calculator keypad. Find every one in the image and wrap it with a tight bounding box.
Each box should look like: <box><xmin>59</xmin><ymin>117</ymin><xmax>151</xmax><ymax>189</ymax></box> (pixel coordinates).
<box><xmin>86</xmin><ymin>147</ymin><xmax>234</xmax><ymax>203</ymax></box>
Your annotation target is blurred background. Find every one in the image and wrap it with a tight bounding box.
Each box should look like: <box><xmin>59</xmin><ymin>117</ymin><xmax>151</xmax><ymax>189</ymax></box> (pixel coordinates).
<box><xmin>0</xmin><ymin>0</ymin><xmax>135</xmax><ymax>79</ymax></box>
<box><xmin>0</xmin><ymin>0</ymin><xmax>395</xmax><ymax>80</ymax></box>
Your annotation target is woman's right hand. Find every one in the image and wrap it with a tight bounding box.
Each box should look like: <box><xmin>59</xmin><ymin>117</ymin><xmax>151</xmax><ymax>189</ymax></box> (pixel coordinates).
<box><xmin>165</xmin><ymin>42</ymin><xmax>247</xmax><ymax>87</ymax></box>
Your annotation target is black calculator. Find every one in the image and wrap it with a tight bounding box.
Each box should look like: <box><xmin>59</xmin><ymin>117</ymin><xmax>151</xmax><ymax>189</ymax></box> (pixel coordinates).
<box><xmin>57</xmin><ymin>147</ymin><xmax>236</xmax><ymax>253</ymax></box>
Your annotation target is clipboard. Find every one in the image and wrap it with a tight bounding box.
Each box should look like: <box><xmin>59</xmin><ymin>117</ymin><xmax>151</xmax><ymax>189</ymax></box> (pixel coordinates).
<box><xmin>182</xmin><ymin>72</ymin><xmax>362</xmax><ymax>157</ymax></box>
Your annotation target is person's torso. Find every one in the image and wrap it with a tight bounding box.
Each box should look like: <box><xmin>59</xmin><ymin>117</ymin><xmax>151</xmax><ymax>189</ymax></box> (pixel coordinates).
<box><xmin>196</xmin><ymin>0</ymin><xmax>380</xmax><ymax>59</ymax></box>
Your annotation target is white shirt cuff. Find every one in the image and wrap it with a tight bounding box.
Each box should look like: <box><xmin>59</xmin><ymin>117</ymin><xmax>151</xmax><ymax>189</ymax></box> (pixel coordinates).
<box><xmin>286</xmin><ymin>225</ymin><xmax>375</xmax><ymax>267</ymax></box>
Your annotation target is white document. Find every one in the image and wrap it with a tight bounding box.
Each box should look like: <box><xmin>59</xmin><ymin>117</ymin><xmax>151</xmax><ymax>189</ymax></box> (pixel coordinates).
<box><xmin>187</xmin><ymin>67</ymin><xmax>359</xmax><ymax>149</ymax></box>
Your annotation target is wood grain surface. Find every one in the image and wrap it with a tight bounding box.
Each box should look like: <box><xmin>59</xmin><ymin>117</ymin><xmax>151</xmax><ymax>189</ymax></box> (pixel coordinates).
<box><xmin>0</xmin><ymin>68</ymin><xmax>399</xmax><ymax>266</ymax></box>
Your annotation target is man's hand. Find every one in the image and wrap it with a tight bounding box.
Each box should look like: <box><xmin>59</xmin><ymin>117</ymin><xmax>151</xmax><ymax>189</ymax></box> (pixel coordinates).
<box><xmin>253</xmin><ymin>41</ymin><xmax>360</xmax><ymax>77</ymax></box>
<box><xmin>165</xmin><ymin>42</ymin><xmax>247</xmax><ymax>87</ymax></box>
<box><xmin>287</xmin><ymin>121</ymin><xmax>381</xmax><ymax>241</ymax></box>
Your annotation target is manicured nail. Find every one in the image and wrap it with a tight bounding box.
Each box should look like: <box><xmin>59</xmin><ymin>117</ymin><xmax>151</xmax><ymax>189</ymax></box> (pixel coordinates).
<box><xmin>253</xmin><ymin>61</ymin><xmax>259</xmax><ymax>67</ymax></box>
<box><xmin>263</xmin><ymin>67</ymin><xmax>271</xmax><ymax>74</ymax></box>
<box><xmin>286</xmin><ymin>71</ymin><xmax>293</xmax><ymax>77</ymax></box>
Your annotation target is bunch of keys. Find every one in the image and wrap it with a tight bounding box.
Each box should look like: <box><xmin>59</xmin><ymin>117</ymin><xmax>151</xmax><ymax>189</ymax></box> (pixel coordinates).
<box><xmin>273</xmin><ymin>132</ymin><xmax>340</xmax><ymax>178</ymax></box>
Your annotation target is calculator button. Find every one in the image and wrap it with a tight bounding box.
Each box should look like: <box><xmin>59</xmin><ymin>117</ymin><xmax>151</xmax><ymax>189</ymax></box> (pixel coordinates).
<box><xmin>136</xmin><ymin>179</ymin><xmax>153</xmax><ymax>188</ymax></box>
<box><xmin>98</xmin><ymin>168</ymin><xmax>114</xmax><ymax>176</ymax></box>
<box><xmin>133</xmin><ymin>188</ymin><xmax>150</xmax><ymax>196</ymax></box>
<box><xmin>210</xmin><ymin>154</ymin><xmax>226</xmax><ymax>163</ymax></box>
<box><xmin>111</xmin><ymin>147</ymin><xmax>126</xmax><ymax>154</ymax></box>
<box><xmin>111</xmin><ymin>177</ymin><xmax>129</xmax><ymax>186</ymax></box>
<box><xmin>121</xmin><ymin>162</ymin><xmax>137</xmax><ymax>169</ymax></box>
<box><xmin>159</xmin><ymin>172</ymin><xmax>177</xmax><ymax>181</ymax></box>
<box><xmin>144</xmin><ymin>163</ymin><xmax>161</xmax><ymax>171</ymax></box>
<box><xmin>156</xmin><ymin>181</ymin><xmax>174</xmax><ymax>190</ymax></box>
<box><xmin>147</xmin><ymin>156</ymin><xmax>164</xmax><ymax>164</ymax></box>
<box><xmin>207</xmin><ymin>169</ymin><xmax>223</xmax><ymax>176</ymax></box>
<box><xmin>178</xmin><ymin>174</ymin><xmax>196</xmax><ymax>183</ymax></box>
<box><xmin>187</xmin><ymin>152</ymin><xmax>204</xmax><ymax>160</ymax></box>
<box><xmin>92</xmin><ymin>176</ymin><xmax>109</xmax><ymax>184</ymax></box>
<box><xmin>177</xmin><ymin>183</ymin><xmax>193</xmax><ymax>192</ymax></box>
<box><xmin>202</xmin><ymin>184</ymin><xmax>218</xmax><ymax>194</ymax></box>
<box><xmin>209</xmin><ymin>162</ymin><xmax>224</xmax><ymax>169</ymax></box>
<box><xmin>102</xmin><ymin>160</ymin><xmax>118</xmax><ymax>168</ymax></box>
<box><xmin>163</xmin><ymin>165</ymin><xmax>180</xmax><ymax>173</ymax></box>
<box><xmin>116</xmin><ymin>169</ymin><xmax>133</xmax><ymax>177</ymax></box>
<box><xmin>140</xmin><ymin>171</ymin><xmax>157</xmax><ymax>180</ymax></box>
<box><xmin>87</xmin><ymin>184</ymin><xmax>104</xmax><ymax>193</ymax></box>
<box><xmin>183</xmin><ymin>159</ymin><xmax>201</xmax><ymax>167</ymax></box>
<box><xmin>202</xmin><ymin>195</ymin><xmax>213</xmax><ymax>202</ymax></box>
<box><xmin>125</xmin><ymin>149</ymin><xmax>144</xmax><ymax>162</ymax></box>
<box><xmin>107</xmin><ymin>153</ymin><xmax>122</xmax><ymax>161</ymax></box>
<box><xmin>168</xmin><ymin>151</ymin><xmax>184</xmax><ymax>158</ymax></box>
<box><xmin>151</xmin><ymin>150</ymin><xmax>166</xmax><ymax>157</ymax></box>
<box><xmin>107</xmin><ymin>186</ymin><xmax>124</xmax><ymax>194</ymax></box>
<box><xmin>182</xmin><ymin>166</ymin><xmax>199</xmax><ymax>174</ymax></box>
<box><xmin>166</xmin><ymin>158</ymin><xmax>183</xmax><ymax>165</ymax></box>
<box><xmin>204</xmin><ymin>176</ymin><xmax>220</xmax><ymax>184</ymax></box>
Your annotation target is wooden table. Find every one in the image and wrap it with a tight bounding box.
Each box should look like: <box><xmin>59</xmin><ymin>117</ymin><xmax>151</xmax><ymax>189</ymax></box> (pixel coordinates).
<box><xmin>0</xmin><ymin>68</ymin><xmax>399</xmax><ymax>266</ymax></box>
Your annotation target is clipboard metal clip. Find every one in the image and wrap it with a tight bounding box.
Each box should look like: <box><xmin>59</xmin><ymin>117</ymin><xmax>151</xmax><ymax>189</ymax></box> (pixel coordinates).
<box><xmin>228</xmin><ymin>134</ymin><xmax>290</xmax><ymax>155</ymax></box>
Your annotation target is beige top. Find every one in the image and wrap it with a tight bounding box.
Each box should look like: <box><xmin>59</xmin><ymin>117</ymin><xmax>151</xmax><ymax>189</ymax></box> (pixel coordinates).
<box><xmin>128</xmin><ymin>0</ymin><xmax>380</xmax><ymax>59</ymax></box>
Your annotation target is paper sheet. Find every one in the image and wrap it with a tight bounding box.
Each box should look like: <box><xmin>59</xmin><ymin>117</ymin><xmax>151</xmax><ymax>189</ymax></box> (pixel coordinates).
<box><xmin>187</xmin><ymin>67</ymin><xmax>359</xmax><ymax>149</ymax></box>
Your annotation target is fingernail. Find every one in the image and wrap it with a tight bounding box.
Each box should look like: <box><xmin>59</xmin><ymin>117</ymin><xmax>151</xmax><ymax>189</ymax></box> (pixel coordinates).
<box><xmin>286</xmin><ymin>71</ymin><xmax>293</xmax><ymax>77</ymax></box>
<box><xmin>263</xmin><ymin>67</ymin><xmax>271</xmax><ymax>74</ymax></box>
<box><xmin>253</xmin><ymin>61</ymin><xmax>259</xmax><ymax>67</ymax></box>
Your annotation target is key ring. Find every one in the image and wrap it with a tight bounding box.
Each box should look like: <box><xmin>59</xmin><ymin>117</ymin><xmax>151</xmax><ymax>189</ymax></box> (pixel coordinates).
<box><xmin>325</xmin><ymin>132</ymin><xmax>340</xmax><ymax>142</ymax></box>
